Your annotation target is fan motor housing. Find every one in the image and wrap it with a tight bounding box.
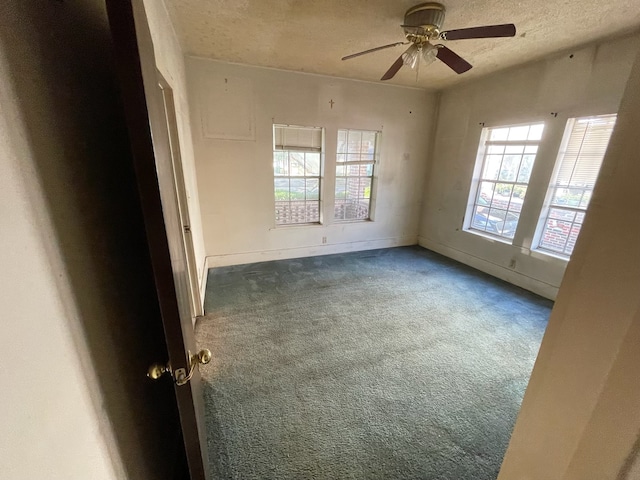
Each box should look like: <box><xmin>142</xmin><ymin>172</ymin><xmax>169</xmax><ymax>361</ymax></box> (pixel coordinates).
<box><xmin>403</xmin><ymin>2</ymin><xmax>446</xmax><ymax>40</ymax></box>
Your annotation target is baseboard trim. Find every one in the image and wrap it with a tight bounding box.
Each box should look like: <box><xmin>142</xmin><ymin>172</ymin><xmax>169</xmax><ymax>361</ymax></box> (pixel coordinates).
<box><xmin>418</xmin><ymin>235</ymin><xmax>559</xmax><ymax>300</ymax></box>
<box><xmin>205</xmin><ymin>236</ymin><xmax>417</xmax><ymax>269</ymax></box>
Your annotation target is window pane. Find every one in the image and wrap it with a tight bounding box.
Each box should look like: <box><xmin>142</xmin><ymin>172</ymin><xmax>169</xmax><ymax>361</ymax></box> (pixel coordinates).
<box><xmin>274</xmin><ymin>151</ymin><xmax>288</xmax><ymax>176</ymax></box>
<box><xmin>336</xmin><ymin>165</ymin><xmax>346</xmax><ymax>176</ymax></box>
<box><xmin>549</xmin><ymin>207</ymin><xmax>575</xmax><ymax>222</ymax></box>
<box><xmin>508</xmin><ymin>125</ymin><xmax>529</xmax><ymax>141</ymax></box>
<box><xmin>337</xmin><ymin>130</ymin><xmax>347</xmax><ymax>153</ymax></box>
<box><xmin>478</xmin><ymin>181</ymin><xmax>496</xmax><ymax>205</ymax></box>
<box><xmin>487</xmin><ymin>145</ymin><xmax>505</xmax><ymax>155</ymax></box>
<box><xmin>499</xmin><ymin>156</ymin><xmax>520</xmax><ymax>182</ymax></box>
<box><xmin>509</xmin><ymin>186</ymin><xmax>526</xmax><ymax>212</ymax></box>
<box><xmin>361</xmin><ymin>131</ymin><xmax>377</xmax><ymax>148</ymax></box>
<box><xmin>289</xmin><ymin>152</ymin><xmax>305</xmax><ymax>176</ymax></box>
<box><xmin>528</xmin><ymin>124</ymin><xmax>545</xmax><ymax>141</ymax></box>
<box><xmin>336</xmin><ymin>153</ymin><xmax>347</xmax><ymax>163</ymax></box>
<box><xmin>305</xmin><ymin>153</ymin><xmax>320</xmax><ymax>176</ymax></box>
<box><xmin>361</xmin><ymin>178</ymin><xmax>372</xmax><ymax>199</ymax></box>
<box><xmin>347</xmin><ymin>130</ymin><xmax>362</xmax><ymax>149</ymax></box>
<box><xmin>517</xmin><ymin>155</ymin><xmax>536</xmax><ymax>183</ymax></box>
<box><xmin>472</xmin><ymin>205</ymin><xmax>489</xmax><ymax>230</ymax></box>
<box><xmin>306</xmin><ymin>179</ymin><xmax>319</xmax><ymax>200</ymax></box>
<box><xmin>290</xmin><ymin>178</ymin><xmax>305</xmax><ymax>200</ymax></box>
<box><xmin>487</xmin><ymin>208</ymin><xmax>507</xmax><ymax>235</ymax></box>
<box><xmin>274</xmin><ymin>178</ymin><xmax>289</xmax><ymax>200</ymax></box>
<box><xmin>346</xmin><ymin>177</ymin><xmax>359</xmax><ymax>200</ymax></box>
<box><xmin>364</xmin><ymin>164</ymin><xmax>374</xmax><ymax>176</ymax></box>
<box><xmin>335</xmin><ymin>178</ymin><xmax>346</xmax><ymax>199</ymax></box>
<box><xmin>502</xmin><ymin>212</ymin><xmax>520</xmax><ymax>239</ymax></box>
<box><xmin>490</xmin><ymin>128</ymin><xmax>509</xmax><ymax>141</ymax></box>
<box><xmin>579</xmin><ymin>191</ymin><xmax>592</xmax><ymax>209</ymax></box>
<box><xmin>494</xmin><ymin>183</ymin><xmax>513</xmax><ymax>207</ymax></box>
<box><xmin>505</xmin><ymin>145</ymin><xmax>525</xmax><ymax>155</ymax></box>
<box><xmin>483</xmin><ymin>155</ymin><xmax>502</xmax><ymax>180</ymax></box>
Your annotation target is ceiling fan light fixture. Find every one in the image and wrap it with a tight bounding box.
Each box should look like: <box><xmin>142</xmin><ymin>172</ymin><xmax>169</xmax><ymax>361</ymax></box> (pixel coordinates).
<box><xmin>402</xmin><ymin>44</ymin><xmax>420</xmax><ymax>69</ymax></box>
<box><xmin>422</xmin><ymin>43</ymin><xmax>438</xmax><ymax>66</ymax></box>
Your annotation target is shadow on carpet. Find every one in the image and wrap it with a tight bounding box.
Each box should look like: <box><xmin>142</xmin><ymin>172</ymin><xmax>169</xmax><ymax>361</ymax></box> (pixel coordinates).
<box><xmin>196</xmin><ymin>246</ymin><xmax>552</xmax><ymax>480</ymax></box>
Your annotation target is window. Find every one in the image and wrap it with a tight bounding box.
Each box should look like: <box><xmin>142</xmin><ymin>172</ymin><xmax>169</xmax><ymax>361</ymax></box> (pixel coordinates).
<box><xmin>335</xmin><ymin>129</ymin><xmax>379</xmax><ymax>221</ymax></box>
<box><xmin>535</xmin><ymin>114</ymin><xmax>616</xmax><ymax>257</ymax></box>
<box><xmin>273</xmin><ymin>125</ymin><xmax>323</xmax><ymax>225</ymax></box>
<box><xmin>465</xmin><ymin>123</ymin><xmax>545</xmax><ymax>241</ymax></box>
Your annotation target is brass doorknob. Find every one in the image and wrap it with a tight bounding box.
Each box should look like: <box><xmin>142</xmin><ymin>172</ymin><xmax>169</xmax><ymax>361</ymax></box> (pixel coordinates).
<box><xmin>147</xmin><ymin>349</ymin><xmax>211</xmax><ymax>386</ymax></box>
<box><xmin>147</xmin><ymin>363</ymin><xmax>169</xmax><ymax>380</ymax></box>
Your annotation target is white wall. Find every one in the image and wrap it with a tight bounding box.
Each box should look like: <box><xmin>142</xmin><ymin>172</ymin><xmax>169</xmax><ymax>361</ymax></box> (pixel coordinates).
<box><xmin>143</xmin><ymin>0</ymin><xmax>207</xmax><ymax>300</ymax></box>
<box><xmin>0</xmin><ymin>3</ymin><xmax>125</xmax><ymax>479</ymax></box>
<box><xmin>185</xmin><ymin>57</ymin><xmax>436</xmax><ymax>266</ymax></box>
<box><xmin>1</xmin><ymin>119</ymin><xmax>117</xmax><ymax>479</ymax></box>
<box><xmin>418</xmin><ymin>33</ymin><xmax>640</xmax><ymax>299</ymax></box>
<box><xmin>498</xmin><ymin>46</ymin><xmax>640</xmax><ymax>480</ymax></box>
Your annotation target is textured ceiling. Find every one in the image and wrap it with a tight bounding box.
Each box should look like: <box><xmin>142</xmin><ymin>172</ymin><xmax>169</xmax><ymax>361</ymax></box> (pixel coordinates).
<box><xmin>166</xmin><ymin>0</ymin><xmax>640</xmax><ymax>90</ymax></box>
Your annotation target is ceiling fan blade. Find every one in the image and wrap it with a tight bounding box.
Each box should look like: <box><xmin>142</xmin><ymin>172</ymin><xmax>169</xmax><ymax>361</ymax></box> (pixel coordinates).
<box><xmin>342</xmin><ymin>42</ymin><xmax>407</xmax><ymax>61</ymax></box>
<box><xmin>380</xmin><ymin>55</ymin><xmax>405</xmax><ymax>81</ymax></box>
<box><xmin>440</xmin><ymin>24</ymin><xmax>516</xmax><ymax>40</ymax></box>
<box><xmin>436</xmin><ymin>46</ymin><xmax>472</xmax><ymax>74</ymax></box>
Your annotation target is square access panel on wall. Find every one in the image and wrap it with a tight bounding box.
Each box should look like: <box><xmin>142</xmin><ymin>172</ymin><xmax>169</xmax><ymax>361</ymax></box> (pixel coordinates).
<box><xmin>200</xmin><ymin>75</ymin><xmax>255</xmax><ymax>141</ymax></box>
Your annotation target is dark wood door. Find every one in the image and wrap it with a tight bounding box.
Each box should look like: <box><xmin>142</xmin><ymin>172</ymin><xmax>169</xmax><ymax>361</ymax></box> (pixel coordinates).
<box><xmin>106</xmin><ymin>1</ymin><xmax>208</xmax><ymax>478</ymax></box>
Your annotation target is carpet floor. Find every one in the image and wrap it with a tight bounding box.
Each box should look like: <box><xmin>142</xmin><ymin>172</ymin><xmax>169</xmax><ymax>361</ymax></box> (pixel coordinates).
<box><xmin>196</xmin><ymin>246</ymin><xmax>552</xmax><ymax>480</ymax></box>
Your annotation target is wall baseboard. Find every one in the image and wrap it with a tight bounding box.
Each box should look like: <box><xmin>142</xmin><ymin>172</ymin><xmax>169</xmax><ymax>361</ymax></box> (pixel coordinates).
<box><xmin>418</xmin><ymin>236</ymin><xmax>558</xmax><ymax>300</ymax></box>
<box><xmin>205</xmin><ymin>236</ymin><xmax>417</xmax><ymax>269</ymax></box>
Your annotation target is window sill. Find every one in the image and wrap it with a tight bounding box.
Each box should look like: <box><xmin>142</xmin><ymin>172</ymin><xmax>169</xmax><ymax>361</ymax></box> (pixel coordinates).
<box><xmin>464</xmin><ymin>228</ymin><xmax>514</xmax><ymax>245</ymax></box>
<box><xmin>531</xmin><ymin>248</ymin><xmax>570</xmax><ymax>262</ymax></box>
<box><xmin>332</xmin><ymin>219</ymin><xmax>374</xmax><ymax>224</ymax></box>
<box><xmin>271</xmin><ymin>222</ymin><xmax>323</xmax><ymax>230</ymax></box>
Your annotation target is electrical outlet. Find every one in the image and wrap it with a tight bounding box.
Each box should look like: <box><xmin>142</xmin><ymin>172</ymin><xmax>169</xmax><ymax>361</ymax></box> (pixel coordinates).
<box><xmin>509</xmin><ymin>259</ymin><xmax>516</xmax><ymax>269</ymax></box>
<box><xmin>322</xmin><ymin>236</ymin><xmax>327</xmax><ymax>244</ymax></box>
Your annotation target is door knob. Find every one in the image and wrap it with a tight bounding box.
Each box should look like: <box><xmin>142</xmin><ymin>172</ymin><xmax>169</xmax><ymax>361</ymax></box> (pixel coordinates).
<box><xmin>147</xmin><ymin>349</ymin><xmax>211</xmax><ymax>386</ymax></box>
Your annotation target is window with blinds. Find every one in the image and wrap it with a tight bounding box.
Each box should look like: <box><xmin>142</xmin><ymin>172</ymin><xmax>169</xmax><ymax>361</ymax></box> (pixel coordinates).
<box><xmin>464</xmin><ymin>123</ymin><xmax>545</xmax><ymax>241</ymax></box>
<box><xmin>273</xmin><ymin>125</ymin><xmax>323</xmax><ymax>225</ymax></box>
<box><xmin>335</xmin><ymin>129</ymin><xmax>380</xmax><ymax>221</ymax></box>
<box><xmin>536</xmin><ymin>114</ymin><xmax>617</xmax><ymax>256</ymax></box>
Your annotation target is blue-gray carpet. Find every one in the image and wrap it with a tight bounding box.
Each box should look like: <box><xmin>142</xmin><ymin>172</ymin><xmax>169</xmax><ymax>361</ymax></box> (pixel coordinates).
<box><xmin>197</xmin><ymin>246</ymin><xmax>551</xmax><ymax>479</ymax></box>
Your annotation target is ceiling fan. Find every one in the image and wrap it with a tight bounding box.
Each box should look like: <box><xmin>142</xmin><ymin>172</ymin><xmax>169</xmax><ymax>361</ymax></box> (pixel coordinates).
<box><xmin>341</xmin><ymin>2</ymin><xmax>516</xmax><ymax>81</ymax></box>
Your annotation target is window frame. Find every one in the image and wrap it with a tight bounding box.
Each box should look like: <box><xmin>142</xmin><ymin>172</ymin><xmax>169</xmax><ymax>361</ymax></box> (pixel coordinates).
<box><xmin>334</xmin><ymin>128</ymin><xmax>380</xmax><ymax>222</ymax></box>
<box><xmin>533</xmin><ymin>114</ymin><xmax>617</xmax><ymax>258</ymax></box>
<box><xmin>464</xmin><ymin>122</ymin><xmax>545</xmax><ymax>243</ymax></box>
<box><xmin>272</xmin><ymin>124</ymin><xmax>324</xmax><ymax>227</ymax></box>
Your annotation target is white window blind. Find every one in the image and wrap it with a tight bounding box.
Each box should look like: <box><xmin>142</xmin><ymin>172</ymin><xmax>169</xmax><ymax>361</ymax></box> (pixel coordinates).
<box><xmin>274</xmin><ymin>125</ymin><xmax>322</xmax><ymax>152</ymax></box>
<box><xmin>273</xmin><ymin>125</ymin><xmax>323</xmax><ymax>225</ymax></box>
<box><xmin>536</xmin><ymin>114</ymin><xmax>616</xmax><ymax>256</ymax></box>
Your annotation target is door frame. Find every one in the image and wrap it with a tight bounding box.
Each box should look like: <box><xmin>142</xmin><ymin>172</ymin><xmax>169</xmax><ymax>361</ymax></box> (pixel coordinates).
<box><xmin>158</xmin><ymin>72</ymin><xmax>203</xmax><ymax>319</ymax></box>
